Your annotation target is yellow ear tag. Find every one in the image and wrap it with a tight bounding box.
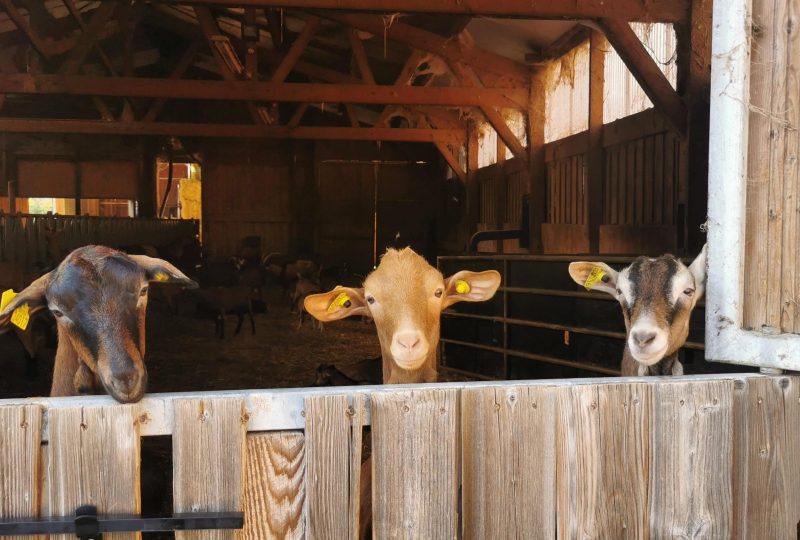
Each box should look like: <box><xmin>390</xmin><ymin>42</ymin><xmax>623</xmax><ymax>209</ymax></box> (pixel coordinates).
<box><xmin>584</xmin><ymin>267</ymin><xmax>607</xmax><ymax>291</ymax></box>
<box><xmin>10</xmin><ymin>303</ymin><xmax>30</xmax><ymax>331</ymax></box>
<box><xmin>327</xmin><ymin>292</ymin><xmax>351</xmax><ymax>312</ymax></box>
<box><xmin>0</xmin><ymin>289</ymin><xmax>17</xmax><ymax>313</ymax></box>
<box><xmin>455</xmin><ymin>280</ymin><xmax>471</xmax><ymax>294</ymax></box>
<box><xmin>154</xmin><ymin>272</ymin><xmax>170</xmax><ymax>282</ymax></box>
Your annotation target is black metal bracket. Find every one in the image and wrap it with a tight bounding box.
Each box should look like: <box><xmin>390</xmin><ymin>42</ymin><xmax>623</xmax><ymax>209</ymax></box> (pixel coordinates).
<box><xmin>0</xmin><ymin>506</ymin><xmax>244</xmax><ymax>539</ymax></box>
<box><xmin>469</xmin><ymin>194</ymin><xmax>530</xmax><ymax>252</ymax></box>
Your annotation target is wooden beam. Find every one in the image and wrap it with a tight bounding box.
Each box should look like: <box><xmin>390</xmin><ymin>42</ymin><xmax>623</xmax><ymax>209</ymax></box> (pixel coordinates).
<box><xmin>481</xmin><ymin>105</ymin><xmax>527</xmax><ymax>161</ymax></box>
<box><xmin>320</xmin><ymin>12</ymin><xmax>530</xmax><ymax>83</ymax></box>
<box><xmin>598</xmin><ymin>18</ymin><xmax>687</xmax><ymax>136</ymax></box>
<box><xmin>0</xmin><ymin>0</ymin><xmax>51</xmax><ymax>58</ymax></box>
<box><xmin>288</xmin><ymin>103</ymin><xmax>309</xmax><ymax>127</ymax></box>
<box><xmin>418</xmin><ymin>115</ymin><xmax>465</xmax><ymax>182</ymax></box>
<box><xmin>143</xmin><ymin>40</ymin><xmax>201</xmax><ymax>122</ymax></box>
<box><xmin>243</xmin><ymin>7</ymin><xmax>258</xmax><ymax>79</ymax></box>
<box><xmin>127</xmin><ymin>0</ymin><xmax>688</xmax><ymax>23</ymax></box>
<box><xmin>347</xmin><ymin>29</ymin><xmax>375</xmax><ymax>85</ymax></box>
<box><xmin>0</xmin><ymin>74</ymin><xmax>528</xmax><ymax>108</ymax></box>
<box><xmin>525</xmin><ymin>25</ymin><xmax>591</xmax><ymax>64</ymax></box>
<box><xmin>344</xmin><ymin>104</ymin><xmax>360</xmax><ymax>127</ymax></box>
<box><xmin>0</xmin><ymin>118</ymin><xmax>464</xmax><ymax>142</ymax></box>
<box><xmin>587</xmin><ymin>31</ymin><xmax>606</xmax><ymax>254</ymax></box>
<box><xmin>58</xmin><ymin>3</ymin><xmax>118</xmax><ymax>75</ymax></box>
<box><xmin>376</xmin><ymin>50</ymin><xmax>425</xmax><ymax>126</ymax></box>
<box><xmin>271</xmin><ymin>16</ymin><xmax>320</xmax><ymax>83</ymax></box>
<box><xmin>528</xmin><ymin>70</ymin><xmax>546</xmax><ymax>254</ymax></box>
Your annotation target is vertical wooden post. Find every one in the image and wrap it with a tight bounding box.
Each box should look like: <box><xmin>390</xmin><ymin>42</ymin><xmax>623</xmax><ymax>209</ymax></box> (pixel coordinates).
<box><xmin>243</xmin><ymin>8</ymin><xmax>258</xmax><ymax>80</ymax></box>
<box><xmin>74</xmin><ymin>160</ymin><xmax>82</xmax><ymax>216</ymax></box>
<box><xmin>466</xmin><ymin>120</ymin><xmax>480</xmax><ymax>251</ymax></box>
<box><xmin>138</xmin><ymin>138</ymin><xmax>158</xmax><ymax>218</ymax></box>
<box><xmin>8</xmin><ymin>181</ymin><xmax>16</xmax><ymax>214</ymax></box>
<box><xmin>528</xmin><ymin>71</ymin><xmax>545</xmax><ymax>254</ymax></box>
<box><xmin>588</xmin><ymin>31</ymin><xmax>606</xmax><ymax>254</ymax></box>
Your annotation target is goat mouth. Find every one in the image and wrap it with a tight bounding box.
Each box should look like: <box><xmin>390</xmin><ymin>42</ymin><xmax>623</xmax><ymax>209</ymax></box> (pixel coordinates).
<box><xmin>628</xmin><ymin>346</ymin><xmax>669</xmax><ymax>366</ymax></box>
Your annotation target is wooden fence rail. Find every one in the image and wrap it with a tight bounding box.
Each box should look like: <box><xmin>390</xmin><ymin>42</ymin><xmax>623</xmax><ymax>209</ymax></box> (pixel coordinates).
<box><xmin>0</xmin><ymin>374</ymin><xmax>797</xmax><ymax>539</ymax></box>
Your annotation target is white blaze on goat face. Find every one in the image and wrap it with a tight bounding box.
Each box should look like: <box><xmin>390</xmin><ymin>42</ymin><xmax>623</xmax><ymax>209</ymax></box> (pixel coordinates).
<box><xmin>569</xmin><ymin>244</ymin><xmax>707</xmax><ymax>368</ymax></box>
<box><xmin>304</xmin><ymin>247</ymin><xmax>502</xmax><ymax>383</ymax></box>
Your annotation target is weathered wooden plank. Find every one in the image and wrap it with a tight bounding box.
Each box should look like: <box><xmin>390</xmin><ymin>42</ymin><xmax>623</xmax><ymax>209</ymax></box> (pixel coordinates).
<box><xmin>654</xmin><ymin>133</ymin><xmax>664</xmax><ymax>224</ymax></box>
<box><xmin>556</xmin><ymin>383</ymin><xmax>651</xmax><ymax>538</ymax></box>
<box><xmin>462</xmin><ymin>386</ymin><xmax>555</xmax><ymax>538</ymax></box>
<box><xmin>649</xmin><ymin>380</ymin><xmax>732</xmax><ymax>538</ymax></box>
<box><xmin>765</xmin><ymin>0</ymin><xmax>790</xmax><ymax>331</ymax></box>
<box><xmin>240</xmin><ymin>432</ymin><xmax>305</xmax><ymax>540</ymax></box>
<box><xmin>47</xmin><ymin>405</ymin><xmax>140</xmax><ymax>540</ymax></box>
<box><xmin>784</xmin><ymin>0</ymin><xmax>800</xmax><ymax>333</ymax></box>
<box><xmin>608</xmin><ymin>146</ymin><xmax>618</xmax><ymax>224</ymax></box>
<box><xmin>743</xmin><ymin>0</ymin><xmax>778</xmax><ymax>330</ymax></box>
<box><xmin>304</xmin><ymin>394</ymin><xmax>362</xmax><ymax>539</ymax></box>
<box><xmin>173</xmin><ymin>398</ymin><xmax>246</xmax><ymax>540</ymax></box>
<box><xmin>371</xmin><ymin>389</ymin><xmax>458</xmax><ymax>539</ymax></box>
<box><xmin>0</xmin><ymin>405</ymin><xmax>42</xmax><ymax>540</ymax></box>
<box><xmin>733</xmin><ymin>377</ymin><xmax>796</xmax><ymax>538</ymax></box>
<box><xmin>644</xmin><ymin>136</ymin><xmax>654</xmax><ymax>224</ymax></box>
<box><xmin>781</xmin><ymin>376</ymin><xmax>800</xmax><ymax>532</ymax></box>
<box><xmin>626</xmin><ymin>141</ymin><xmax>635</xmax><ymax>225</ymax></box>
<box><xmin>664</xmin><ymin>134</ymin><xmax>676</xmax><ymax>224</ymax></box>
<box><xmin>635</xmin><ymin>138</ymin><xmax>645</xmax><ymax>225</ymax></box>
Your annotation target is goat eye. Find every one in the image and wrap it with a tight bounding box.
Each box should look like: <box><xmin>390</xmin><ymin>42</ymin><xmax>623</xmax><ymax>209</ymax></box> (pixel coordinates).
<box><xmin>683</xmin><ymin>288</ymin><xmax>695</xmax><ymax>296</ymax></box>
<box><xmin>434</xmin><ymin>288</ymin><xmax>443</xmax><ymax>298</ymax></box>
<box><xmin>140</xmin><ymin>287</ymin><xmax>149</xmax><ymax>297</ymax></box>
<box><xmin>51</xmin><ymin>309</ymin><xmax>63</xmax><ymax>318</ymax></box>
<box><xmin>366</xmin><ymin>295</ymin><xmax>375</xmax><ymax>305</ymax></box>
<box><xmin>616</xmin><ymin>288</ymin><xmax>622</xmax><ymax>295</ymax></box>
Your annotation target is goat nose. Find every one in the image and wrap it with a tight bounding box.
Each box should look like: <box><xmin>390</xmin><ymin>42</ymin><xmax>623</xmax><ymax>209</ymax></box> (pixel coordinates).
<box><xmin>633</xmin><ymin>331</ymin><xmax>657</xmax><ymax>347</ymax></box>
<box><xmin>395</xmin><ymin>332</ymin><xmax>421</xmax><ymax>350</ymax></box>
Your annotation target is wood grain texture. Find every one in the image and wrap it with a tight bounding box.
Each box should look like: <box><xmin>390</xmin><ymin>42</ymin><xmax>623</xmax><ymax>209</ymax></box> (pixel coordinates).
<box><xmin>173</xmin><ymin>398</ymin><xmax>246</xmax><ymax>540</ymax></box>
<box><xmin>461</xmin><ymin>385</ymin><xmax>555</xmax><ymax>539</ymax></box>
<box><xmin>240</xmin><ymin>432</ymin><xmax>305</xmax><ymax>540</ymax></box>
<box><xmin>47</xmin><ymin>405</ymin><xmax>140</xmax><ymax>540</ymax></box>
<box><xmin>556</xmin><ymin>383</ymin><xmax>651</xmax><ymax>539</ymax></box>
<box><xmin>733</xmin><ymin>377</ymin><xmax>798</xmax><ymax>538</ymax></box>
<box><xmin>649</xmin><ymin>380</ymin><xmax>732</xmax><ymax>538</ymax></box>
<box><xmin>304</xmin><ymin>394</ymin><xmax>363</xmax><ymax>540</ymax></box>
<box><xmin>371</xmin><ymin>389</ymin><xmax>458</xmax><ymax>540</ymax></box>
<box><xmin>0</xmin><ymin>405</ymin><xmax>42</xmax><ymax>540</ymax></box>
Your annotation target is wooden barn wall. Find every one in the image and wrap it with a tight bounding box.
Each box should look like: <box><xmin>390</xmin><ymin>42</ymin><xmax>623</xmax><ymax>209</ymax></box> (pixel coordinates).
<box><xmin>476</xmin><ymin>158</ymin><xmax>529</xmax><ymax>253</ymax></box>
<box><xmin>742</xmin><ymin>0</ymin><xmax>800</xmax><ymax>335</ymax></box>
<box><xmin>314</xmin><ymin>141</ymin><xmax>458</xmax><ymax>273</ymax></box>
<box><xmin>201</xmin><ymin>140</ymin><xmax>314</xmax><ymax>259</ymax></box>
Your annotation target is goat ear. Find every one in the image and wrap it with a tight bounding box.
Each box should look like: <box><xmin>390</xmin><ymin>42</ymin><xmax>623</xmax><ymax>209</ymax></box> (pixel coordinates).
<box><xmin>688</xmin><ymin>243</ymin><xmax>708</xmax><ymax>299</ymax></box>
<box><xmin>0</xmin><ymin>272</ymin><xmax>51</xmax><ymax>331</ymax></box>
<box><xmin>304</xmin><ymin>287</ymin><xmax>367</xmax><ymax>322</ymax></box>
<box><xmin>443</xmin><ymin>270</ymin><xmax>501</xmax><ymax>309</ymax></box>
<box><xmin>568</xmin><ymin>262</ymin><xmax>618</xmax><ymax>296</ymax></box>
<box><xmin>128</xmin><ymin>255</ymin><xmax>198</xmax><ymax>289</ymax></box>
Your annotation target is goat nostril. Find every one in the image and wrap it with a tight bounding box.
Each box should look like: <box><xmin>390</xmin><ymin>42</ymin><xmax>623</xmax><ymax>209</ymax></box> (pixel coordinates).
<box><xmin>396</xmin><ymin>334</ymin><xmax>421</xmax><ymax>350</ymax></box>
<box><xmin>634</xmin><ymin>331</ymin><xmax>657</xmax><ymax>347</ymax></box>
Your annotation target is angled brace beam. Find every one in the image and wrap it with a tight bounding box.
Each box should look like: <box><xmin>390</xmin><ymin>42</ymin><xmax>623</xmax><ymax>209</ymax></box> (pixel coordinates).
<box><xmin>598</xmin><ymin>18</ymin><xmax>687</xmax><ymax>137</ymax></box>
<box><xmin>59</xmin><ymin>2</ymin><xmax>117</xmax><ymax>75</ymax></box>
<box><xmin>271</xmin><ymin>16</ymin><xmax>320</xmax><ymax>83</ymax></box>
<box><xmin>0</xmin><ymin>0</ymin><xmax>51</xmax><ymax>58</ymax></box>
<box><xmin>143</xmin><ymin>40</ymin><xmax>201</xmax><ymax>122</ymax></box>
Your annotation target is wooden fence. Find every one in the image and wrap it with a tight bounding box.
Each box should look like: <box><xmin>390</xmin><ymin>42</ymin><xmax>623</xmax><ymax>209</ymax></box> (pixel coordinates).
<box><xmin>0</xmin><ymin>213</ymin><xmax>198</xmax><ymax>273</ymax></box>
<box><xmin>0</xmin><ymin>374</ymin><xmax>797</xmax><ymax>539</ymax></box>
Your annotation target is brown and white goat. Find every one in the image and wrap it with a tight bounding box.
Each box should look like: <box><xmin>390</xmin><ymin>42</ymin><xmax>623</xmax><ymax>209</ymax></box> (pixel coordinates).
<box><xmin>0</xmin><ymin>245</ymin><xmax>196</xmax><ymax>402</ymax></box>
<box><xmin>305</xmin><ymin>247</ymin><xmax>501</xmax><ymax>383</ymax></box>
<box><xmin>568</xmin><ymin>244</ymin><xmax>707</xmax><ymax>376</ymax></box>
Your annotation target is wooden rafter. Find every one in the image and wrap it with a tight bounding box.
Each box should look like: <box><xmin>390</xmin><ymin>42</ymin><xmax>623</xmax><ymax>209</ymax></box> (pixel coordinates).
<box><xmin>375</xmin><ymin>50</ymin><xmax>426</xmax><ymax>127</ymax></box>
<box><xmin>525</xmin><ymin>25</ymin><xmax>591</xmax><ymax>64</ymax></box>
<box><xmin>0</xmin><ymin>118</ymin><xmax>464</xmax><ymax>143</ymax></box>
<box><xmin>62</xmin><ymin>0</ymin><xmax>116</xmax><ymax>74</ymax></box>
<box><xmin>319</xmin><ymin>12</ymin><xmax>530</xmax><ymax>83</ymax></box>
<box><xmin>119</xmin><ymin>0</ymin><xmax>688</xmax><ymax>23</ymax></box>
<box><xmin>0</xmin><ymin>0</ymin><xmax>51</xmax><ymax>58</ymax></box>
<box><xmin>143</xmin><ymin>40</ymin><xmax>201</xmax><ymax>122</ymax></box>
<box><xmin>288</xmin><ymin>103</ymin><xmax>309</xmax><ymax>127</ymax></box>
<box><xmin>0</xmin><ymin>75</ymin><xmax>528</xmax><ymax>108</ymax></box>
<box><xmin>243</xmin><ymin>7</ymin><xmax>258</xmax><ymax>79</ymax></box>
<box><xmin>598</xmin><ymin>18</ymin><xmax>687</xmax><ymax>136</ymax></box>
<box><xmin>59</xmin><ymin>3</ymin><xmax>118</xmax><ymax>75</ymax></box>
<box><xmin>347</xmin><ymin>29</ymin><xmax>375</xmax><ymax>85</ymax></box>
<box><xmin>418</xmin><ymin>116</ymin><xmax>466</xmax><ymax>183</ymax></box>
<box><xmin>271</xmin><ymin>16</ymin><xmax>320</xmax><ymax>83</ymax></box>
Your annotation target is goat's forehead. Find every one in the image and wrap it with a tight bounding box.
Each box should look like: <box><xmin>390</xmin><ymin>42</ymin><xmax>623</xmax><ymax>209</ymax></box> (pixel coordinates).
<box><xmin>623</xmin><ymin>256</ymin><xmax>683</xmax><ymax>287</ymax></box>
<box><xmin>49</xmin><ymin>254</ymin><xmax>143</xmax><ymax>300</ymax></box>
<box><xmin>365</xmin><ymin>250</ymin><xmax>443</xmax><ymax>293</ymax></box>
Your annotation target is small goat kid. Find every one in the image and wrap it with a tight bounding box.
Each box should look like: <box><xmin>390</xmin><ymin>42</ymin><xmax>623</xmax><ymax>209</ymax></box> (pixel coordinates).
<box><xmin>0</xmin><ymin>246</ymin><xmax>197</xmax><ymax>403</ymax></box>
<box><xmin>305</xmin><ymin>247</ymin><xmax>501</xmax><ymax>384</ymax></box>
<box><xmin>568</xmin><ymin>244</ymin><xmax>707</xmax><ymax>376</ymax></box>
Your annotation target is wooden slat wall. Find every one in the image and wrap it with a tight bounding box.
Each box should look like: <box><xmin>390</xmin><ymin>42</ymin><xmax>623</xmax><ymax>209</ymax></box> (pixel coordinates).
<box><xmin>743</xmin><ymin>0</ymin><xmax>800</xmax><ymax>334</ymax></box>
<box><xmin>47</xmin><ymin>405</ymin><xmax>141</xmax><ymax>540</ymax></box>
<box><xmin>2</xmin><ymin>379</ymin><xmax>799</xmax><ymax>538</ymax></box>
<box><xmin>0</xmin><ymin>405</ymin><xmax>42</xmax><ymax>540</ymax></box>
